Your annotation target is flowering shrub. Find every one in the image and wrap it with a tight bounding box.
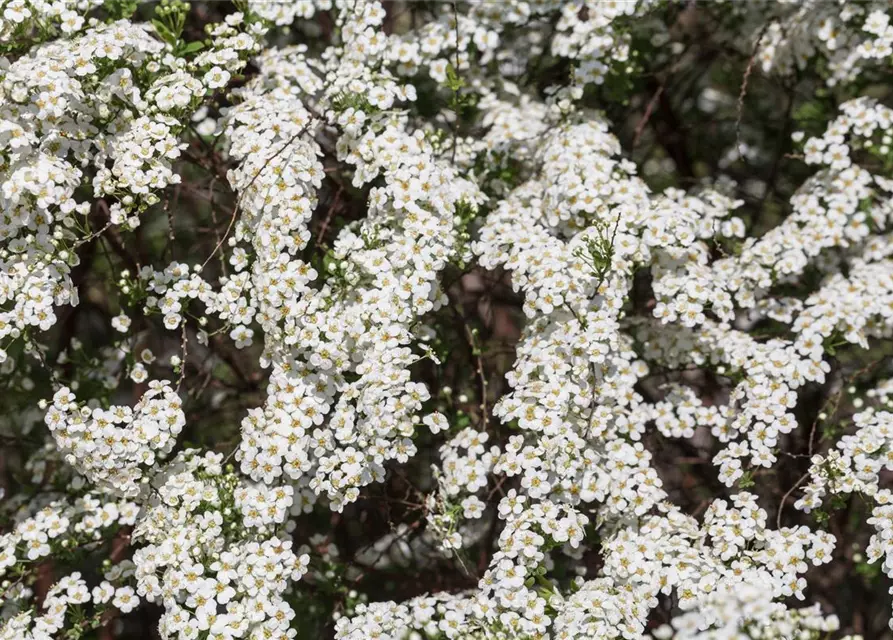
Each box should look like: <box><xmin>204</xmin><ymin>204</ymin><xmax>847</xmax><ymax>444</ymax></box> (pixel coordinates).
<box><xmin>2</xmin><ymin>0</ymin><xmax>893</xmax><ymax>638</ymax></box>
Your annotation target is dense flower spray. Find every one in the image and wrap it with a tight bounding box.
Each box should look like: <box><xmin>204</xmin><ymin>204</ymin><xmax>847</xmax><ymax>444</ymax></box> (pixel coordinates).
<box><xmin>2</xmin><ymin>1</ymin><xmax>893</xmax><ymax>639</ymax></box>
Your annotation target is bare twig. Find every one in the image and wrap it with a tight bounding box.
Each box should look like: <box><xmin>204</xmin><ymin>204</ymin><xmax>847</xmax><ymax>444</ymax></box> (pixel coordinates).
<box><xmin>736</xmin><ymin>22</ymin><xmax>770</xmax><ymax>160</ymax></box>
<box><xmin>777</xmin><ymin>471</ymin><xmax>809</xmax><ymax>529</ymax></box>
<box><xmin>633</xmin><ymin>85</ymin><xmax>663</xmax><ymax>148</ymax></box>
<box><xmin>315</xmin><ymin>185</ymin><xmax>344</xmax><ymax>247</ymax></box>
<box><xmin>200</xmin><ymin>121</ymin><xmax>315</xmax><ymax>271</ymax></box>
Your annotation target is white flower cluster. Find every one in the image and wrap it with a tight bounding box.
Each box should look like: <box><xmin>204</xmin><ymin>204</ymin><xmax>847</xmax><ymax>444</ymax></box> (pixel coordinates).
<box><xmin>425</xmin><ymin>426</ymin><xmax>495</xmax><ymax>551</ymax></box>
<box><xmin>631</xmin><ymin>96</ymin><xmax>893</xmax><ymax>484</ymax></box>
<box><xmin>1</xmin><ymin>492</ymin><xmax>138</xmax><ymax>577</ymax></box>
<box><xmin>794</xmin><ymin>393</ymin><xmax>893</xmax><ymax>625</ymax></box>
<box><xmin>0</xmin><ymin>21</ymin><xmax>162</xmax><ymax>346</ymax></box>
<box><xmin>649</xmin><ymin>384</ymin><xmax>724</xmax><ymax>440</ymax></box>
<box><xmin>219</xmin><ymin>2</ymin><xmax>484</xmax><ymax>513</ymax></box>
<box><xmin>339</xmin><ymin>496</ymin><xmax>840</xmax><ymax>640</ymax></box>
<box><xmin>655</xmin><ymin>579</ymin><xmax>838</xmax><ymax>640</ymax></box>
<box><xmin>247</xmin><ymin>0</ymin><xmax>327</xmax><ymax>27</ymax></box>
<box><xmin>0</xmin><ymin>13</ymin><xmax>263</xmax><ymax>362</ymax></box>
<box><xmin>0</xmin><ymin>0</ymin><xmax>101</xmax><ymax>43</ymax></box>
<box><xmin>44</xmin><ymin>380</ymin><xmax>185</xmax><ymax>495</ymax></box>
<box><xmin>1</xmin><ymin>572</ymin><xmax>91</xmax><ymax>640</ymax></box>
<box><xmin>133</xmin><ymin>450</ymin><xmax>310</xmax><ymax>640</ymax></box>
<box><xmin>0</xmin><ymin>483</ymin><xmax>146</xmax><ymax>638</ymax></box>
<box><xmin>756</xmin><ymin>2</ymin><xmax>893</xmax><ymax>86</ymax></box>
<box><xmin>6</xmin><ymin>0</ymin><xmax>893</xmax><ymax>638</ymax></box>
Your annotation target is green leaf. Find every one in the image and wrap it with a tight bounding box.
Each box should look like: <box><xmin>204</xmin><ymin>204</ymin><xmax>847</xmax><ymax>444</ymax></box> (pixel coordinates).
<box><xmin>106</xmin><ymin>0</ymin><xmax>139</xmax><ymax>20</ymax></box>
<box><xmin>152</xmin><ymin>19</ymin><xmax>174</xmax><ymax>43</ymax></box>
<box><xmin>445</xmin><ymin>63</ymin><xmax>465</xmax><ymax>92</ymax></box>
<box><xmin>179</xmin><ymin>40</ymin><xmax>205</xmax><ymax>55</ymax></box>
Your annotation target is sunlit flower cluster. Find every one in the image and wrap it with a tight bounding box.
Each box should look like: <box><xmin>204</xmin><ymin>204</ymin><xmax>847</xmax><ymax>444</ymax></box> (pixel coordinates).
<box><xmin>3</xmin><ymin>0</ymin><xmax>893</xmax><ymax>638</ymax></box>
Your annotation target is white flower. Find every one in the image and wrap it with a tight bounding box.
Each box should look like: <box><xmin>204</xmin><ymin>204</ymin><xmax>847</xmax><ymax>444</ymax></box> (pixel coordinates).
<box><xmin>112</xmin><ymin>314</ymin><xmax>132</xmax><ymax>333</ymax></box>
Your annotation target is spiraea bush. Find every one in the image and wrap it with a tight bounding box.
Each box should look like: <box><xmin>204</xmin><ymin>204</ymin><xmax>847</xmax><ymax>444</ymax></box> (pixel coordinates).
<box><xmin>2</xmin><ymin>0</ymin><xmax>893</xmax><ymax>638</ymax></box>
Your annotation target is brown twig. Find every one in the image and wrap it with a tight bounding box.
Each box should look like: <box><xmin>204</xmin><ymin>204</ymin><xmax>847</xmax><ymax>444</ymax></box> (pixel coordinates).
<box><xmin>315</xmin><ymin>185</ymin><xmax>344</xmax><ymax>247</ymax></box>
<box><xmin>633</xmin><ymin>84</ymin><xmax>663</xmax><ymax>148</ymax></box>
<box><xmin>736</xmin><ymin>22</ymin><xmax>770</xmax><ymax>161</ymax></box>
<box><xmin>777</xmin><ymin>471</ymin><xmax>810</xmax><ymax>530</ymax></box>
<box><xmin>200</xmin><ymin>121</ymin><xmax>315</xmax><ymax>271</ymax></box>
